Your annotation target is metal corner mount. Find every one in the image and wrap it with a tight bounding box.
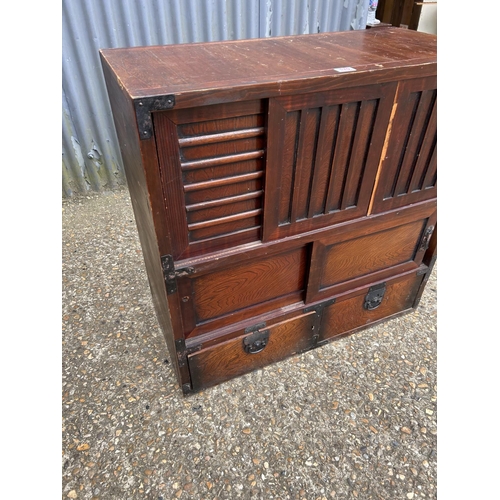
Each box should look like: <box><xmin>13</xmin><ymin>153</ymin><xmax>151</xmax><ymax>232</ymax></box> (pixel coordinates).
<box><xmin>134</xmin><ymin>95</ymin><xmax>175</xmax><ymax>140</ymax></box>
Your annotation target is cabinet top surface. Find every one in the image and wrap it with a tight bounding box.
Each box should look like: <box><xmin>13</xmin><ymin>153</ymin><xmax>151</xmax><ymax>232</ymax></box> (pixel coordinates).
<box><xmin>101</xmin><ymin>28</ymin><xmax>436</xmax><ymax>102</ymax></box>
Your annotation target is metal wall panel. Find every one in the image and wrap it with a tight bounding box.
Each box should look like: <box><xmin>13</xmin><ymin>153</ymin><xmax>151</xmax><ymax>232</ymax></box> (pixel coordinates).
<box><xmin>62</xmin><ymin>0</ymin><xmax>369</xmax><ymax>197</ymax></box>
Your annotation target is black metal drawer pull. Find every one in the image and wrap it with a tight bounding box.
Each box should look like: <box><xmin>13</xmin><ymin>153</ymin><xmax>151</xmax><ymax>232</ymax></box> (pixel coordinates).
<box><xmin>364</xmin><ymin>283</ymin><xmax>386</xmax><ymax>310</ymax></box>
<box><xmin>243</xmin><ymin>329</ymin><xmax>270</xmax><ymax>354</ymax></box>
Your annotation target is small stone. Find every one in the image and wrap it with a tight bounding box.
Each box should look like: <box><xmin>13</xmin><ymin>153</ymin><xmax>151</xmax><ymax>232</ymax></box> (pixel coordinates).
<box><xmin>369</xmin><ymin>426</ymin><xmax>378</xmax><ymax>434</ymax></box>
<box><xmin>411</xmin><ymin>468</ymin><xmax>418</xmax><ymax>476</ymax></box>
<box><xmin>115</xmin><ymin>430</ymin><xmax>122</xmax><ymax>436</ymax></box>
<box><xmin>242</xmin><ymin>428</ymin><xmax>251</xmax><ymax>434</ymax></box>
<box><xmin>76</xmin><ymin>444</ymin><xmax>89</xmax><ymax>451</ymax></box>
<box><xmin>145</xmin><ymin>470</ymin><xmax>153</xmax><ymax>476</ymax></box>
<box><xmin>67</xmin><ymin>491</ymin><xmax>77</xmax><ymax>499</ymax></box>
<box><xmin>264</xmin><ymin>462</ymin><xmax>269</xmax><ymax>469</ymax></box>
<box><xmin>206</xmin><ymin>482</ymin><xmax>212</xmax><ymax>490</ymax></box>
<box><xmin>426</xmin><ymin>409</ymin><xmax>434</xmax><ymax>415</ymax></box>
<box><xmin>401</xmin><ymin>427</ymin><xmax>412</xmax><ymax>434</ymax></box>
<box><xmin>368</xmin><ymin>393</ymin><xmax>374</xmax><ymax>401</ymax></box>
<box><xmin>422</xmin><ymin>460</ymin><xmax>429</xmax><ymax>468</ymax></box>
<box><xmin>407</xmin><ymin>493</ymin><xmax>414</xmax><ymax>499</ymax></box>
<box><xmin>175</xmin><ymin>490</ymin><xmax>182</xmax><ymax>498</ymax></box>
<box><xmin>252</xmin><ymin>458</ymin><xmax>260</xmax><ymax>465</ymax></box>
<box><xmin>183</xmin><ymin>483</ymin><xmax>193</xmax><ymax>491</ymax></box>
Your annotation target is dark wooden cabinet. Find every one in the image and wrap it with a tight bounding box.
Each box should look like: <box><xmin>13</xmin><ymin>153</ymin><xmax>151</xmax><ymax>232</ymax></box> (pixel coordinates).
<box><xmin>100</xmin><ymin>27</ymin><xmax>437</xmax><ymax>394</ymax></box>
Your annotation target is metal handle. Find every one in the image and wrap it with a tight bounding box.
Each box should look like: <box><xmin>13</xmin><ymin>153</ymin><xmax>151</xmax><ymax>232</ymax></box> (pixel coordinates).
<box><xmin>364</xmin><ymin>283</ymin><xmax>386</xmax><ymax>310</ymax></box>
<box><xmin>243</xmin><ymin>329</ymin><xmax>270</xmax><ymax>354</ymax></box>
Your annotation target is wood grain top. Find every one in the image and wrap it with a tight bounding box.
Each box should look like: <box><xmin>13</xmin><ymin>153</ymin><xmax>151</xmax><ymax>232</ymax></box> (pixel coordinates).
<box><xmin>100</xmin><ymin>28</ymin><xmax>436</xmax><ymax>108</ymax></box>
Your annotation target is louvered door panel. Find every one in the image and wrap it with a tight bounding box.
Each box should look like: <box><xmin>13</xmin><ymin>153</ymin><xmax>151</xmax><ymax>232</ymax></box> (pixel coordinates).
<box><xmin>154</xmin><ymin>100</ymin><xmax>266</xmax><ymax>259</ymax></box>
<box><xmin>370</xmin><ymin>77</ymin><xmax>437</xmax><ymax>213</ymax></box>
<box><xmin>262</xmin><ymin>83</ymin><xmax>397</xmax><ymax>241</ymax></box>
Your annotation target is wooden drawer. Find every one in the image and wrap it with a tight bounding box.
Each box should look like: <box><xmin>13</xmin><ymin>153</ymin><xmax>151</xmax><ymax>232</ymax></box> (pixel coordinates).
<box><xmin>187</xmin><ymin>268</ymin><xmax>426</xmax><ymax>392</ymax></box>
<box><xmin>318</xmin><ymin>271</ymin><xmax>425</xmax><ymax>343</ymax></box>
<box><xmin>306</xmin><ymin>206</ymin><xmax>436</xmax><ymax>303</ymax></box>
<box><xmin>188</xmin><ymin>310</ymin><xmax>317</xmax><ymax>392</ymax></box>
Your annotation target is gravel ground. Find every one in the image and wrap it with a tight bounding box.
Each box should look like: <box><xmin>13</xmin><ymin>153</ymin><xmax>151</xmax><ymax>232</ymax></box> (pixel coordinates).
<box><xmin>62</xmin><ymin>188</ymin><xmax>437</xmax><ymax>500</ymax></box>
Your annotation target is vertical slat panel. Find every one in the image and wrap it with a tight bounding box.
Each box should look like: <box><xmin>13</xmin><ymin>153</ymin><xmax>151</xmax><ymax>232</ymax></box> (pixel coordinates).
<box><xmin>421</xmin><ymin>142</ymin><xmax>437</xmax><ymax>189</ymax></box>
<box><xmin>290</xmin><ymin>108</ymin><xmax>321</xmax><ymax>222</ymax></box>
<box><xmin>382</xmin><ymin>92</ymin><xmax>420</xmax><ymax>199</ymax></box>
<box><xmin>279</xmin><ymin>110</ymin><xmax>301</xmax><ymax>225</ymax></box>
<box><xmin>393</xmin><ymin>90</ymin><xmax>435</xmax><ymax>196</ymax></box>
<box><xmin>341</xmin><ymin>99</ymin><xmax>378</xmax><ymax>209</ymax></box>
<box><xmin>325</xmin><ymin>102</ymin><xmax>359</xmax><ymax>212</ymax></box>
<box><xmin>307</xmin><ymin>105</ymin><xmax>341</xmax><ymax>217</ymax></box>
<box><xmin>408</xmin><ymin>94</ymin><xmax>437</xmax><ymax>192</ymax></box>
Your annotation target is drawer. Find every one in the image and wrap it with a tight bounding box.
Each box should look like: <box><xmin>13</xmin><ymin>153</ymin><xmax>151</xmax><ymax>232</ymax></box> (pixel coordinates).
<box><xmin>305</xmin><ymin>208</ymin><xmax>436</xmax><ymax>303</ymax></box>
<box><xmin>318</xmin><ymin>271</ymin><xmax>425</xmax><ymax>343</ymax></box>
<box><xmin>188</xmin><ymin>310</ymin><xmax>317</xmax><ymax>392</ymax></box>
<box><xmin>175</xmin><ymin>245</ymin><xmax>309</xmax><ymax>338</ymax></box>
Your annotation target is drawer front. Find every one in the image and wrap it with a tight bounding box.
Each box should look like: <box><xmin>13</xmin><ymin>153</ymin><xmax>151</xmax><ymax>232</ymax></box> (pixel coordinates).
<box><xmin>319</xmin><ymin>272</ymin><xmax>425</xmax><ymax>342</ymax></box>
<box><xmin>305</xmin><ymin>209</ymin><xmax>436</xmax><ymax>303</ymax></box>
<box><xmin>188</xmin><ymin>311</ymin><xmax>317</xmax><ymax>392</ymax></box>
<box><xmin>176</xmin><ymin>245</ymin><xmax>309</xmax><ymax>338</ymax></box>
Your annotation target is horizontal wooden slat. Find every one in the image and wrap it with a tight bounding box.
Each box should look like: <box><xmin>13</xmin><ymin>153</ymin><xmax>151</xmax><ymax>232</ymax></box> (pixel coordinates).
<box><xmin>189</xmin><ymin>216</ymin><xmax>261</xmax><ymax>242</ymax></box>
<box><xmin>184</xmin><ymin>171</ymin><xmax>263</xmax><ymax>192</ymax></box>
<box><xmin>181</xmin><ymin>150</ymin><xmax>265</xmax><ymax>171</ymax></box>
<box><xmin>187</xmin><ymin>209</ymin><xmax>262</xmax><ymax>231</ymax></box>
<box><xmin>178</xmin><ymin>127</ymin><xmax>264</xmax><ymax>147</ymax></box>
<box><xmin>185</xmin><ymin>191</ymin><xmax>262</xmax><ymax>212</ymax></box>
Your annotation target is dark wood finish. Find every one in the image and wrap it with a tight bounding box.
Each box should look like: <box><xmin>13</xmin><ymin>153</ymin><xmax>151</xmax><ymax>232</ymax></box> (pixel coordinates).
<box><xmin>101</xmin><ymin>28</ymin><xmax>437</xmax><ymax>394</ymax></box>
<box><xmin>263</xmin><ymin>83</ymin><xmax>397</xmax><ymax>241</ymax></box>
<box><xmin>370</xmin><ymin>77</ymin><xmax>437</xmax><ymax>213</ymax></box>
<box><xmin>188</xmin><ymin>311</ymin><xmax>317</xmax><ymax>392</ymax></box>
<box><xmin>319</xmin><ymin>271</ymin><xmax>425</xmax><ymax>342</ymax></box>
<box><xmin>100</xmin><ymin>29</ymin><xmax>436</xmax><ymax>108</ymax></box>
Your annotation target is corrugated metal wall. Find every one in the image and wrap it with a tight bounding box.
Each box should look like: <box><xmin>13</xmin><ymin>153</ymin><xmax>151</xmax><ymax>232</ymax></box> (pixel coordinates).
<box><xmin>62</xmin><ymin>0</ymin><xmax>369</xmax><ymax>197</ymax></box>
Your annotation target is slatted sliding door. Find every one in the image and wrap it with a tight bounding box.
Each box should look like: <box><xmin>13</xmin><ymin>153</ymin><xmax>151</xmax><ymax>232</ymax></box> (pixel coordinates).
<box><xmin>153</xmin><ymin>100</ymin><xmax>266</xmax><ymax>259</ymax></box>
<box><xmin>370</xmin><ymin>77</ymin><xmax>437</xmax><ymax>213</ymax></box>
<box><xmin>262</xmin><ymin>83</ymin><xmax>398</xmax><ymax>241</ymax></box>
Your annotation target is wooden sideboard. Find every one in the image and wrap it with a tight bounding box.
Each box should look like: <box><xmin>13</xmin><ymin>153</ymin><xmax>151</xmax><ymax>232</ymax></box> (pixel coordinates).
<box><xmin>100</xmin><ymin>27</ymin><xmax>437</xmax><ymax>394</ymax></box>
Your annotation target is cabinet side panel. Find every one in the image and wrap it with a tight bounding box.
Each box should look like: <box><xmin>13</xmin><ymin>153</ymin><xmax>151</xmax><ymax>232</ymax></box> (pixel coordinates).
<box><xmin>100</xmin><ymin>54</ymin><xmax>182</xmax><ymax>384</ymax></box>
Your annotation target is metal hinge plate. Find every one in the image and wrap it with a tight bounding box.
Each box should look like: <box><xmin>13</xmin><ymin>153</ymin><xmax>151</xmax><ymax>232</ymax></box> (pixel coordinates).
<box><xmin>419</xmin><ymin>225</ymin><xmax>435</xmax><ymax>252</ymax></box>
<box><xmin>134</xmin><ymin>95</ymin><xmax>175</xmax><ymax>140</ymax></box>
<box><xmin>161</xmin><ymin>254</ymin><xmax>195</xmax><ymax>295</ymax></box>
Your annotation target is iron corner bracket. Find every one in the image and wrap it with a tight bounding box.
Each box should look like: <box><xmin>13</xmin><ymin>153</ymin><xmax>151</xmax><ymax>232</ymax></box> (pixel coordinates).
<box><xmin>134</xmin><ymin>95</ymin><xmax>176</xmax><ymax>140</ymax></box>
<box><xmin>161</xmin><ymin>254</ymin><xmax>177</xmax><ymax>295</ymax></box>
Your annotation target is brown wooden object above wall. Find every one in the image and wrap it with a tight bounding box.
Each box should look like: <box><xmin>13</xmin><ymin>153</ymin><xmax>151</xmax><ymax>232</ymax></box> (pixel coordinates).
<box><xmin>100</xmin><ymin>28</ymin><xmax>437</xmax><ymax>395</ymax></box>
